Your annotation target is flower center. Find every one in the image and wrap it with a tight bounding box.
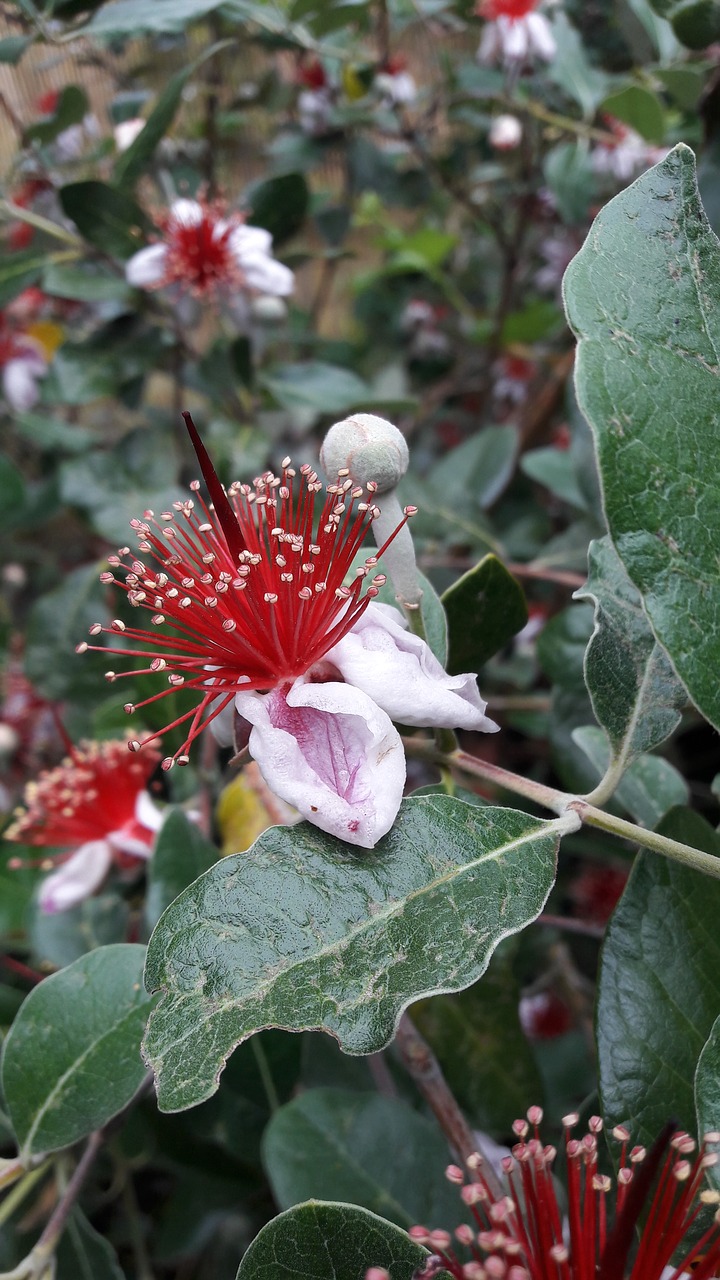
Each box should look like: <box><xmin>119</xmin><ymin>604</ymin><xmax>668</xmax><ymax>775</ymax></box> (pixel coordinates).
<box><xmin>480</xmin><ymin>0</ymin><xmax>538</xmax><ymax>19</ymax></box>
<box><xmin>78</xmin><ymin>428</ymin><xmax>414</xmax><ymax>770</ymax></box>
<box><xmin>159</xmin><ymin>203</ymin><xmax>244</xmax><ymax>297</ymax></box>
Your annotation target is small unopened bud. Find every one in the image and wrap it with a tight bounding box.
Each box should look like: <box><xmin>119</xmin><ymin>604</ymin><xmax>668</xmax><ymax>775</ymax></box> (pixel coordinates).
<box><xmin>489</xmin><ymin>114</ymin><xmax>522</xmax><ymax>151</ymax></box>
<box><xmin>321</xmin><ymin>413</ymin><xmax>409</xmax><ymax>495</ymax></box>
<box><xmin>0</xmin><ymin>723</ymin><xmax>19</xmax><ymax>757</ymax></box>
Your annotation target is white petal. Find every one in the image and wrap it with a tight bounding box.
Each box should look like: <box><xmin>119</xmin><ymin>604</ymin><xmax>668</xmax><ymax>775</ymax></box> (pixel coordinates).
<box><xmin>327</xmin><ymin>602</ymin><xmax>499</xmax><ymax>732</ymax></box>
<box><xmin>526</xmin><ymin>12</ymin><xmax>557</xmax><ymax>60</ymax></box>
<box><xmin>229</xmin><ymin>224</ymin><xmax>273</xmax><ymax>256</ymax></box>
<box><xmin>240</xmin><ymin>252</ymin><xmax>295</xmax><ymax>297</ymax></box>
<box><xmin>135</xmin><ymin>789</ymin><xmax>165</xmax><ymax>833</ymax></box>
<box><xmin>126</xmin><ymin>244</ymin><xmax>167</xmax><ymax>288</ymax></box>
<box><xmin>501</xmin><ymin>15</ymin><xmax>530</xmax><ymax>60</ymax></box>
<box><xmin>38</xmin><ymin>840</ymin><xmax>113</xmax><ymax>914</ymax></box>
<box><xmin>234</xmin><ymin>680</ymin><xmax>405</xmax><ymax>848</ymax></box>
<box><xmin>108</xmin><ymin>789</ymin><xmax>164</xmax><ymax>858</ymax></box>
<box><xmin>169</xmin><ymin>198</ymin><xmax>203</xmax><ymax>226</ymax></box>
<box><xmin>2</xmin><ymin>354</ymin><xmax>45</xmax><ymax>412</ymax></box>
<box><xmin>477</xmin><ymin>24</ymin><xmax>501</xmax><ymax>63</ymax></box>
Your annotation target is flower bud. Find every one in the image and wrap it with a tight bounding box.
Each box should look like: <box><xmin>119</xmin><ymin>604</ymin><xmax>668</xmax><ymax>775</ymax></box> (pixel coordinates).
<box><xmin>321</xmin><ymin>413</ymin><xmax>409</xmax><ymax>495</ymax></box>
<box><xmin>489</xmin><ymin>114</ymin><xmax>522</xmax><ymax>151</ymax></box>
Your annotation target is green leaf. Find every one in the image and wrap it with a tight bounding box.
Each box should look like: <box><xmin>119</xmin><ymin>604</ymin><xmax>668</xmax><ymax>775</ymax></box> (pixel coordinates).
<box><xmin>261</xmin><ymin>361</ymin><xmax>372</xmax><ymax>414</ymax></box>
<box><xmin>597</xmin><ymin>809</ymin><xmax>720</xmax><ymax>1147</ymax></box>
<box><xmin>696</xmin><ymin>1014</ymin><xmax>720</xmax><ymax>1165</ymax></box>
<box><xmin>235</xmin><ymin>1201</ymin><xmax>434</xmax><ymax>1280</ymax></box>
<box><xmin>574</xmin><ymin>538</ymin><xmax>686</xmax><ymax>779</ymax></box>
<box><xmin>143</xmin><ymin>797</ymin><xmax>561</xmax><ymax>1111</ymax></box>
<box><xmin>25</xmin><ymin>86</ymin><xmax>88</xmax><ymax>146</ymax></box>
<box><xmin>263</xmin><ymin>1088</ymin><xmax>465</xmax><ymax>1229</ymax></box>
<box><xmin>1</xmin><ymin>944</ymin><xmax>155</xmax><ymax>1158</ymax></box>
<box><xmin>146</xmin><ymin>810</ymin><xmax>220</xmax><ymax>930</ymax></box>
<box><xmin>432</xmin><ymin>427</ymin><xmax>518</xmax><ymax>512</ymax></box>
<box><xmin>60</xmin><ymin>181</ymin><xmax>152</xmax><ymax>259</ymax></box>
<box><xmin>572</xmin><ymin>724</ymin><xmax>688</xmax><ymax>826</ymax></box>
<box><xmin>0</xmin><ymin>35</ymin><xmax>33</xmax><ymax>63</ymax></box>
<box><xmin>600</xmin><ymin>85</ymin><xmax>666</xmax><ymax>143</ymax></box>
<box><xmin>0</xmin><ymin>457</ymin><xmax>26</xmax><ymax>532</ymax></box>
<box><xmin>647</xmin><ymin>0</ymin><xmax>720</xmax><ymax>46</ymax></box>
<box><xmin>520</xmin><ymin>447</ymin><xmax>587</xmax><ymax>511</ymax></box>
<box><xmin>441</xmin><ymin>555</ymin><xmax>527</xmax><ymax>673</ymax></box>
<box><xmin>244</xmin><ymin>173</ymin><xmax>309</xmax><ymax>246</ymax></box>
<box><xmin>412</xmin><ymin>944</ymin><xmax>543</xmax><ymax>1135</ymax></box>
<box><xmin>56</xmin><ymin>1208</ymin><xmax>126</xmax><ymax>1280</ymax></box>
<box><xmin>547</xmin><ymin>12</ymin><xmax>609</xmax><ymax>117</ymax></box>
<box><xmin>543</xmin><ymin>141</ymin><xmax>593</xmax><ymax>225</ymax></box>
<box><xmin>114</xmin><ymin>42</ymin><xmax>232</xmax><ymax>190</ymax></box>
<box><xmin>565</xmin><ymin>145</ymin><xmax>720</xmax><ymax>733</ymax></box>
<box><xmin>42</xmin><ymin>262</ymin><xmax>132</xmax><ymax>303</ymax></box>
<box><xmin>30</xmin><ymin>893</ymin><xmax>129</xmax><ymax>970</ymax></box>
<box><xmin>0</xmin><ymin>249</ymin><xmax>46</xmax><ymax>307</ymax></box>
<box><xmin>24</xmin><ymin>563</ymin><xmax>111</xmax><ymax>704</ymax></box>
<box><xmin>85</xmin><ymin>0</ymin><xmax>226</xmax><ymax>34</ymax></box>
<box><xmin>0</xmin><ymin>842</ymin><xmax>41</xmax><ymax>944</ymax></box>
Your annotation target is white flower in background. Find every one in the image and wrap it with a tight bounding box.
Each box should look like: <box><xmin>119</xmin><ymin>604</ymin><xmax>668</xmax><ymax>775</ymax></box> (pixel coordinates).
<box><xmin>5</xmin><ymin>740</ymin><xmax>165</xmax><ymax>913</ymax></box>
<box><xmin>489</xmin><ymin>114</ymin><xmax>523</xmax><ymax>150</ymax></box>
<box><xmin>125</xmin><ymin>198</ymin><xmax>294</xmax><ymax>319</ymax></box>
<box><xmin>375</xmin><ymin>56</ymin><xmax>417</xmax><ymax>106</ymax></box>
<box><xmin>592</xmin><ymin>118</ymin><xmax>669</xmax><ymax>182</ymax></box>
<box><xmin>114</xmin><ymin>117</ymin><xmax>145</xmax><ymax>151</ymax></box>
<box><xmin>0</xmin><ymin>317</ymin><xmax>48</xmax><ymax>413</ymax></box>
<box><xmin>477</xmin><ymin>0</ymin><xmax>556</xmax><ymax>65</ymax></box>
<box><xmin>297</xmin><ymin>58</ymin><xmax>334</xmax><ymax>135</ymax></box>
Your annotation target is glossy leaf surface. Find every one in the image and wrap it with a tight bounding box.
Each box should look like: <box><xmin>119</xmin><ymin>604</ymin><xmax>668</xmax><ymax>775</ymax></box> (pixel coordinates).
<box><xmin>144</xmin><ymin>797</ymin><xmax>561</xmax><ymax>1111</ymax></box>
<box><xmin>597</xmin><ymin>810</ymin><xmax>720</xmax><ymax>1146</ymax></box>
<box><xmin>2</xmin><ymin>944</ymin><xmax>154</xmax><ymax>1158</ymax></box>
<box><xmin>263</xmin><ymin>1088</ymin><xmax>464</xmax><ymax>1229</ymax></box>
<box><xmin>442</xmin><ymin>555</ymin><xmax>527</xmax><ymax>674</ymax></box>
<box><xmin>566</xmin><ymin>146</ymin><xmax>720</xmax><ymax>732</ymax></box>
<box><xmin>575</xmin><ymin>537</ymin><xmax>686</xmax><ymax>777</ymax></box>
<box><xmin>235</xmin><ymin>1201</ymin><xmax>434</xmax><ymax>1280</ymax></box>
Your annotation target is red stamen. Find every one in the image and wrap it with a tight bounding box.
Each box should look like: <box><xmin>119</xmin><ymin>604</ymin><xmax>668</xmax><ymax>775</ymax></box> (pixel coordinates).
<box><xmin>80</xmin><ymin>422</ymin><xmax>414</xmax><ymax>768</ymax></box>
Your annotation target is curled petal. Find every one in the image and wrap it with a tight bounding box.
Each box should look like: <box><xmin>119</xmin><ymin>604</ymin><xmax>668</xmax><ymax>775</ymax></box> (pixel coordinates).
<box><xmin>234</xmin><ymin>680</ymin><xmax>405</xmax><ymax>848</ymax></box>
<box><xmin>327</xmin><ymin>602</ymin><xmax>499</xmax><ymax>732</ymax></box>
<box><xmin>38</xmin><ymin>840</ymin><xmax>113</xmax><ymax>914</ymax></box>
<box><xmin>126</xmin><ymin>244</ymin><xmax>168</xmax><ymax>288</ymax></box>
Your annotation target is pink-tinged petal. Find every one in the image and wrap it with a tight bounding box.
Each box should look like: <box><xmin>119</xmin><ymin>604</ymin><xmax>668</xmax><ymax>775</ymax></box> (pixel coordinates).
<box><xmin>234</xmin><ymin>680</ymin><xmax>405</xmax><ymax>848</ymax></box>
<box><xmin>3</xmin><ymin>353</ymin><xmax>46</xmax><ymax>411</ymax></box>
<box><xmin>526</xmin><ymin>11</ymin><xmax>556</xmax><ymax>60</ymax></box>
<box><xmin>327</xmin><ymin>602</ymin><xmax>499</xmax><ymax>733</ymax></box>
<box><xmin>38</xmin><ymin>840</ymin><xmax>113</xmax><ymax>914</ymax></box>
<box><xmin>126</xmin><ymin>244</ymin><xmax>168</xmax><ymax>289</ymax></box>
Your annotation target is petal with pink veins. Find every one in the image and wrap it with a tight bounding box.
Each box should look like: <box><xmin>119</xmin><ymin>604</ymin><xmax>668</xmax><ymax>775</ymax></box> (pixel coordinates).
<box><xmin>38</xmin><ymin>839</ymin><xmax>113</xmax><ymax>914</ymax></box>
<box><xmin>326</xmin><ymin>602</ymin><xmax>499</xmax><ymax>732</ymax></box>
<box><xmin>234</xmin><ymin>679</ymin><xmax>405</xmax><ymax>848</ymax></box>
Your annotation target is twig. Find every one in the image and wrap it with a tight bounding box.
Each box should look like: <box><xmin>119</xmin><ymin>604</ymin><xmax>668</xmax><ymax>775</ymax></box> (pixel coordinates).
<box><xmin>394</xmin><ymin>1013</ymin><xmax>482</xmax><ymax>1166</ymax></box>
<box><xmin>538</xmin><ymin>912</ymin><xmax>605</xmax><ymax>940</ymax></box>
